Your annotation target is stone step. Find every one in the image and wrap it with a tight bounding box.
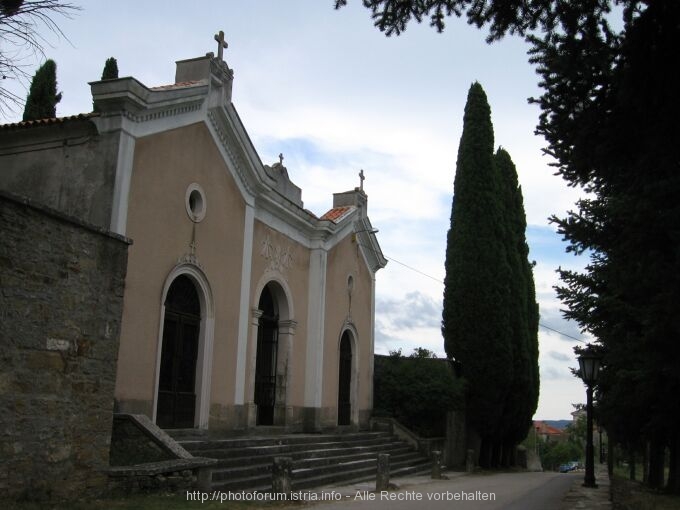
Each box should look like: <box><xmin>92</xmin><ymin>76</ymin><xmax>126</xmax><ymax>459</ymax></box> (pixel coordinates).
<box><xmin>179</xmin><ymin>431</ymin><xmax>389</xmax><ymax>452</ymax></box>
<box><xmin>291</xmin><ymin>445</ymin><xmax>414</xmax><ymax>469</ymax></box>
<box><xmin>174</xmin><ymin>429</ymin><xmax>433</xmax><ymax>492</ymax></box>
<box><xmin>163</xmin><ymin>427</ymin><xmax>209</xmax><ymax>439</ymax></box>
<box><xmin>209</xmin><ymin>454</ymin><xmax>431</xmax><ymax>493</ymax></box>
<box><xmin>195</xmin><ymin>437</ymin><xmax>403</xmax><ymax>463</ymax></box>
<box><xmin>210</xmin><ymin>445</ymin><xmax>417</xmax><ymax>482</ymax></box>
<box><xmin>292</xmin><ymin>451</ymin><xmax>426</xmax><ymax>480</ymax></box>
<box><xmin>291</xmin><ymin>457</ymin><xmax>432</xmax><ymax>491</ymax></box>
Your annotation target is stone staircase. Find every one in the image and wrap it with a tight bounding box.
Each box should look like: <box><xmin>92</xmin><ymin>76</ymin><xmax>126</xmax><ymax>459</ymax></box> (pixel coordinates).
<box><xmin>168</xmin><ymin>430</ymin><xmax>431</xmax><ymax>492</ymax></box>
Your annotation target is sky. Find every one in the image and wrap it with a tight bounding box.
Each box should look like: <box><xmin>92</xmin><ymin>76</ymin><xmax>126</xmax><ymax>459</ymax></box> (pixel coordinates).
<box><xmin>2</xmin><ymin>0</ymin><xmax>595</xmax><ymax>420</ymax></box>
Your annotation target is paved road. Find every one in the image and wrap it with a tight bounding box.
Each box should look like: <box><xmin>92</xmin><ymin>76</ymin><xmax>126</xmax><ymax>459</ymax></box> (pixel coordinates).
<box><xmin>305</xmin><ymin>471</ymin><xmax>579</xmax><ymax>510</ymax></box>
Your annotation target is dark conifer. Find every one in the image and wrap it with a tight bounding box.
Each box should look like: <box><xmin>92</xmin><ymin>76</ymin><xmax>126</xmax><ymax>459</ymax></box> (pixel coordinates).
<box><xmin>495</xmin><ymin>148</ymin><xmax>539</xmax><ymax>464</ymax></box>
<box><xmin>22</xmin><ymin>59</ymin><xmax>62</xmax><ymax>121</ymax></box>
<box><xmin>344</xmin><ymin>0</ymin><xmax>680</xmax><ymax>492</ymax></box>
<box><xmin>442</xmin><ymin>83</ymin><xmax>513</xmax><ymax>468</ymax></box>
<box><xmin>101</xmin><ymin>57</ymin><xmax>118</xmax><ymax>80</ymax></box>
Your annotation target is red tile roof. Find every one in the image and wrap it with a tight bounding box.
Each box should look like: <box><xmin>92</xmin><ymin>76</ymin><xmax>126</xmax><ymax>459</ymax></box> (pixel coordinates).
<box><xmin>320</xmin><ymin>206</ymin><xmax>354</xmax><ymax>223</ymax></box>
<box><xmin>149</xmin><ymin>80</ymin><xmax>204</xmax><ymax>91</ymax></box>
<box><xmin>0</xmin><ymin>112</ymin><xmax>99</xmax><ymax>131</ymax></box>
<box><xmin>534</xmin><ymin>420</ymin><xmax>564</xmax><ymax>436</ymax></box>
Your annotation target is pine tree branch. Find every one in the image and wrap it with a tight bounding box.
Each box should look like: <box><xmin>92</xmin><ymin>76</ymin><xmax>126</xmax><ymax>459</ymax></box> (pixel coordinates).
<box><xmin>0</xmin><ymin>0</ymin><xmax>79</xmax><ymax>117</ymax></box>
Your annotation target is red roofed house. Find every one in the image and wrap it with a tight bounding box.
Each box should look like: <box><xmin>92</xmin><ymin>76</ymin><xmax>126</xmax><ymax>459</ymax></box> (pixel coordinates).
<box><xmin>534</xmin><ymin>420</ymin><xmax>567</xmax><ymax>443</ymax></box>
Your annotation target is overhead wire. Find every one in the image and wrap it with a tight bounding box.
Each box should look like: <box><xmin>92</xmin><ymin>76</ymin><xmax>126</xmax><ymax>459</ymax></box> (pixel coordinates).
<box><xmin>357</xmin><ymin>240</ymin><xmax>588</xmax><ymax>344</ymax></box>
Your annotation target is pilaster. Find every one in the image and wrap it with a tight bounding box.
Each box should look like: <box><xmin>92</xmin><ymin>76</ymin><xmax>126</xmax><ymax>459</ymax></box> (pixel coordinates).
<box><xmin>303</xmin><ymin>248</ymin><xmax>327</xmax><ymax>430</ymax></box>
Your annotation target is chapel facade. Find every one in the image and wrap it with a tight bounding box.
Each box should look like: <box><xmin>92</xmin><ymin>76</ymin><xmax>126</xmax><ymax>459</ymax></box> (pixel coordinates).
<box><xmin>0</xmin><ymin>44</ymin><xmax>386</xmax><ymax>433</ymax></box>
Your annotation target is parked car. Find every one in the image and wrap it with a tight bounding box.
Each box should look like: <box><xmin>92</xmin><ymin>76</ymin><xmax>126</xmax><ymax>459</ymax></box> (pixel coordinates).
<box><xmin>559</xmin><ymin>463</ymin><xmax>576</xmax><ymax>473</ymax></box>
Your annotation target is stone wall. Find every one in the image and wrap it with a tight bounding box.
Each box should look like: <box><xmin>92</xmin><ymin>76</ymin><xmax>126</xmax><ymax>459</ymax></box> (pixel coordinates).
<box><xmin>109</xmin><ymin>416</ymin><xmax>176</xmax><ymax>467</ymax></box>
<box><xmin>0</xmin><ymin>118</ymin><xmax>119</xmax><ymax>230</ymax></box>
<box><xmin>0</xmin><ymin>191</ymin><xmax>130</xmax><ymax>501</ymax></box>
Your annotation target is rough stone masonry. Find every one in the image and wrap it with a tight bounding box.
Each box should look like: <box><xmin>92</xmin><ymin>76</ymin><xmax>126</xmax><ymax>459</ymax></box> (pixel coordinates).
<box><xmin>0</xmin><ymin>191</ymin><xmax>130</xmax><ymax>501</ymax></box>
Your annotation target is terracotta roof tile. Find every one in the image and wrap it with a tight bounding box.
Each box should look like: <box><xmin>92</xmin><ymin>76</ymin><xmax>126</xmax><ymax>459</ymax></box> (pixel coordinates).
<box><xmin>534</xmin><ymin>421</ymin><xmax>564</xmax><ymax>436</ymax></box>
<box><xmin>0</xmin><ymin>112</ymin><xmax>99</xmax><ymax>131</ymax></box>
<box><xmin>149</xmin><ymin>80</ymin><xmax>204</xmax><ymax>91</ymax></box>
<box><xmin>320</xmin><ymin>206</ymin><xmax>354</xmax><ymax>223</ymax></box>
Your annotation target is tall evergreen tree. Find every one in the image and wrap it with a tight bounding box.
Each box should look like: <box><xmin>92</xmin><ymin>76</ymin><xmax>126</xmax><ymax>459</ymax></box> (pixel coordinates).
<box><xmin>340</xmin><ymin>0</ymin><xmax>680</xmax><ymax>493</ymax></box>
<box><xmin>101</xmin><ymin>57</ymin><xmax>118</xmax><ymax>80</ymax></box>
<box><xmin>22</xmin><ymin>59</ymin><xmax>61</xmax><ymax>121</ymax></box>
<box><xmin>442</xmin><ymin>83</ymin><xmax>513</xmax><ymax>468</ymax></box>
<box><xmin>495</xmin><ymin>148</ymin><xmax>539</xmax><ymax>464</ymax></box>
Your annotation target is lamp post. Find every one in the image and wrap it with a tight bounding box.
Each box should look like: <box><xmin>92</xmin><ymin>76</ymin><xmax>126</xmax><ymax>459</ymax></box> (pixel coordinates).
<box><xmin>578</xmin><ymin>346</ymin><xmax>601</xmax><ymax>488</ymax></box>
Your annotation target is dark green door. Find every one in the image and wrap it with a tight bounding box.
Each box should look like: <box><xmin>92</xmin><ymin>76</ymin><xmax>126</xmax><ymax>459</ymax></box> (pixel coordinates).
<box><xmin>157</xmin><ymin>275</ymin><xmax>200</xmax><ymax>429</ymax></box>
<box><xmin>338</xmin><ymin>332</ymin><xmax>352</xmax><ymax>426</ymax></box>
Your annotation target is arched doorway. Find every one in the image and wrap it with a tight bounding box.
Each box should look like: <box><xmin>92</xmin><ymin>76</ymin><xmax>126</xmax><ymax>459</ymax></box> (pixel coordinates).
<box><xmin>254</xmin><ymin>285</ymin><xmax>278</xmax><ymax>425</ymax></box>
<box><xmin>156</xmin><ymin>275</ymin><xmax>200</xmax><ymax>429</ymax></box>
<box><xmin>338</xmin><ymin>331</ymin><xmax>353</xmax><ymax>426</ymax></box>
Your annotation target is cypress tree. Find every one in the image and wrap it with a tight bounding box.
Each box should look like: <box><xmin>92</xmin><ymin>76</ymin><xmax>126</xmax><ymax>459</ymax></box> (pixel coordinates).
<box><xmin>442</xmin><ymin>83</ymin><xmax>513</xmax><ymax>468</ymax></box>
<box><xmin>101</xmin><ymin>57</ymin><xmax>119</xmax><ymax>80</ymax></box>
<box><xmin>495</xmin><ymin>148</ymin><xmax>539</xmax><ymax>464</ymax></box>
<box><xmin>22</xmin><ymin>59</ymin><xmax>62</xmax><ymax>121</ymax></box>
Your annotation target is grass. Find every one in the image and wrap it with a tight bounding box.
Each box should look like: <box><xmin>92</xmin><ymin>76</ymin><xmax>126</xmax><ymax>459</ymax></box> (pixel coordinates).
<box><xmin>1</xmin><ymin>491</ymin><xmax>303</xmax><ymax>510</ymax></box>
<box><xmin>611</xmin><ymin>475</ymin><xmax>680</xmax><ymax>510</ymax></box>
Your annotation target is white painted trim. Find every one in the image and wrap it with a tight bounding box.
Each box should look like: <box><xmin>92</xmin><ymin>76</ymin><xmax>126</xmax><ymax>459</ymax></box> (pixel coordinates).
<box><xmin>252</xmin><ymin>271</ymin><xmax>295</xmax><ymax>323</ymax></box>
<box><xmin>303</xmin><ymin>248</ymin><xmax>327</xmax><ymax>408</ymax></box>
<box><xmin>152</xmin><ymin>263</ymin><xmax>215</xmax><ymax>430</ymax></box>
<box><xmin>120</xmin><ymin>106</ymin><xmax>206</xmax><ymax>139</ymax></box>
<box><xmin>205</xmin><ymin>113</ymin><xmax>259</xmax><ymax>207</ymax></box>
<box><xmin>253</xmin><ymin>205</ymin><xmax>355</xmax><ymax>251</ymax></box>
<box><xmin>109</xmin><ymin>130</ymin><xmax>136</xmax><ymax>235</ymax></box>
<box><xmin>368</xmin><ymin>275</ymin><xmax>376</xmax><ymax>412</ymax></box>
<box><xmin>185</xmin><ymin>182</ymin><xmax>207</xmax><ymax>223</ymax></box>
<box><xmin>234</xmin><ymin>203</ymin><xmax>254</xmax><ymax>405</ymax></box>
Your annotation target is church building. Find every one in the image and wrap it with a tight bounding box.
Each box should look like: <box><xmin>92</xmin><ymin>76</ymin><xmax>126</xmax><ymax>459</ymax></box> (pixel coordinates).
<box><xmin>0</xmin><ymin>37</ymin><xmax>386</xmax><ymax>434</ymax></box>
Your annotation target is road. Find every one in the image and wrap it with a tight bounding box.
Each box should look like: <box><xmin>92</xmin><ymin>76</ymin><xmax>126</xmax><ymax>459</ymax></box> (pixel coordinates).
<box><xmin>304</xmin><ymin>471</ymin><xmax>579</xmax><ymax>510</ymax></box>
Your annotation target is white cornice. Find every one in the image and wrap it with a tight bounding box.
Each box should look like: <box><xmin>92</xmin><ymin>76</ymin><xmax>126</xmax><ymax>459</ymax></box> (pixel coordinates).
<box><xmin>90</xmin><ymin>70</ymin><xmax>386</xmax><ymax>262</ymax></box>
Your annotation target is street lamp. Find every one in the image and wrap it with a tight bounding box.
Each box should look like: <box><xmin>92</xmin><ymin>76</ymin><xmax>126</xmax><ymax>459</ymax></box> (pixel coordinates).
<box><xmin>578</xmin><ymin>346</ymin><xmax>601</xmax><ymax>488</ymax></box>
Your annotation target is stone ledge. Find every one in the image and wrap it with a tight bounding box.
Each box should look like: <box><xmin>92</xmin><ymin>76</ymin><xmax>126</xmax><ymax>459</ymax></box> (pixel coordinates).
<box><xmin>113</xmin><ymin>413</ymin><xmax>194</xmax><ymax>460</ymax></box>
<box><xmin>108</xmin><ymin>457</ymin><xmax>217</xmax><ymax>477</ymax></box>
<box><xmin>0</xmin><ymin>189</ymin><xmax>132</xmax><ymax>244</ymax></box>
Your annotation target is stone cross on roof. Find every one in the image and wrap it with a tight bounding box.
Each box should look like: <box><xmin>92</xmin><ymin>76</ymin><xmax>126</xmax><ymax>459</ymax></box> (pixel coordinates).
<box><xmin>279</xmin><ymin>153</ymin><xmax>284</xmax><ymax>165</ymax></box>
<box><xmin>214</xmin><ymin>30</ymin><xmax>228</xmax><ymax>61</ymax></box>
<box><xmin>359</xmin><ymin>169</ymin><xmax>365</xmax><ymax>191</ymax></box>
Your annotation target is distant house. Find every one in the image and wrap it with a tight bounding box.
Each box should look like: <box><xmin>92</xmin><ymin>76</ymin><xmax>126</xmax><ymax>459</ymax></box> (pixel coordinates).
<box><xmin>534</xmin><ymin>420</ymin><xmax>567</xmax><ymax>443</ymax></box>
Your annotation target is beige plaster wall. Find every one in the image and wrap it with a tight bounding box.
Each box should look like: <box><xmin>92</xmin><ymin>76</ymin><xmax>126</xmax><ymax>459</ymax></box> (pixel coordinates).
<box><xmin>322</xmin><ymin>234</ymin><xmax>374</xmax><ymax>426</ymax></box>
<box><xmin>248</xmin><ymin>221</ymin><xmax>310</xmax><ymax>412</ymax></box>
<box><xmin>114</xmin><ymin>122</ymin><xmax>245</xmax><ymax>417</ymax></box>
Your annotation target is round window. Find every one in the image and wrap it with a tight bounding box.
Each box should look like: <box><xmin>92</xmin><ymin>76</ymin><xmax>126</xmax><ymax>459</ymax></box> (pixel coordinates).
<box><xmin>185</xmin><ymin>183</ymin><xmax>207</xmax><ymax>222</ymax></box>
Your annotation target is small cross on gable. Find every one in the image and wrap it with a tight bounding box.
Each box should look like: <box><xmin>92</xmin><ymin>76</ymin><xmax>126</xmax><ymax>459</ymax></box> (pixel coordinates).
<box><xmin>359</xmin><ymin>169</ymin><xmax>365</xmax><ymax>191</ymax></box>
<box><xmin>214</xmin><ymin>30</ymin><xmax>228</xmax><ymax>61</ymax></box>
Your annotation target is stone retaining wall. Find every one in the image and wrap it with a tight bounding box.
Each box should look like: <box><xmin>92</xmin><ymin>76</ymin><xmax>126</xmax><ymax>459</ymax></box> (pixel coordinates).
<box><xmin>0</xmin><ymin>191</ymin><xmax>130</xmax><ymax>501</ymax></box>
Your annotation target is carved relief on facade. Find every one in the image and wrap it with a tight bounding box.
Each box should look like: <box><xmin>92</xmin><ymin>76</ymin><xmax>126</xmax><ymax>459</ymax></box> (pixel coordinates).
<box><xmin>260</xmin><ymin>234</ymin><xmax>294</xmax><ymax>274</ymax></box>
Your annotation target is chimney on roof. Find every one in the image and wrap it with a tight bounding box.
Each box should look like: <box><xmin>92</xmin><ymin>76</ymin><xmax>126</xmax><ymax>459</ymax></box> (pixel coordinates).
<box><xmin>175</xmin><ymin>30</ymin><xmax>234</xmax><ymax>99</ymax></box>
<box><xmin>175</xmin><ymin>53</ymin><xmax>233</xmax><ymax>101</ymax></box>
<box><xmin>332</xmin><ymin>188</ymin><xmax>367</xmax><ymax>218</ymax></box>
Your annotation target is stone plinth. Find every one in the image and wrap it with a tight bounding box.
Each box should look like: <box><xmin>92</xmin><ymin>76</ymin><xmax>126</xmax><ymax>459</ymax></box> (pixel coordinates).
<box><xmin>376</xmin><ymin>453</ymin><xmax>390</xmax><ymax>491</ymax></box>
